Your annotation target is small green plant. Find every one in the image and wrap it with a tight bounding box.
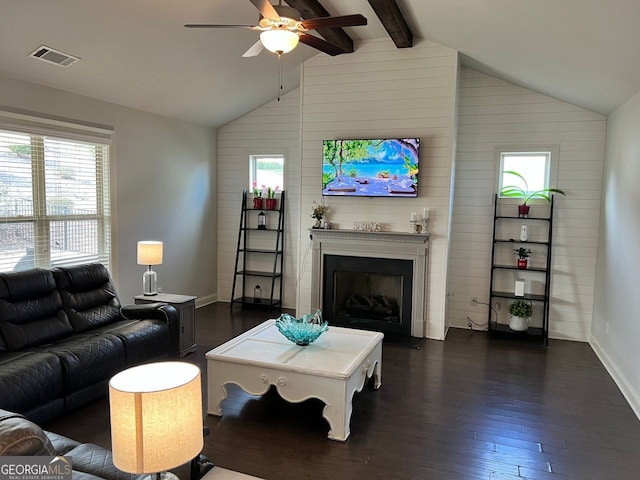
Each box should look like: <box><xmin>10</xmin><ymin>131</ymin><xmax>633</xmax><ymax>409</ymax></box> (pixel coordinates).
<box><xmin>508</xmin><ymin>300</ymin><xmax>533</xmax><ymax>318</ymax></box>
<box><xmin>514</xmin><ymin>247</ymin><xmax>532</xmax><ymax>259</ymax></box>
<box><xmin>501</xmin><ymin>170</ymin><xmax>566</xmax><ymax>205</ymax></box>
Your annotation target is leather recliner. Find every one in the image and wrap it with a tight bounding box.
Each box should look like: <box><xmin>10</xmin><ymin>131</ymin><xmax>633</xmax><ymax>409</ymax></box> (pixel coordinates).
<box><xmin>0</xmin><ymin>264</ymin><xmax>179</xmax><ymax>424</ymax></box>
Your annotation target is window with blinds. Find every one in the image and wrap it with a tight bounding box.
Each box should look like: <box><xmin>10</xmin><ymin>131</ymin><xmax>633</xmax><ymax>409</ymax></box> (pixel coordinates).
<box><xmin>0</xmin><ymin>115</ymin><xmax>111</xmax><ymax>273</ymax></box>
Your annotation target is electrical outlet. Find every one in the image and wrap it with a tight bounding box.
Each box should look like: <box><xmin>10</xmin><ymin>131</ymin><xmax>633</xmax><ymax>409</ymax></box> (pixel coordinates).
<box><xmin>471</xmin><ymin>296</ymin><xmax>478</xmax><ymax>305</ymax></box>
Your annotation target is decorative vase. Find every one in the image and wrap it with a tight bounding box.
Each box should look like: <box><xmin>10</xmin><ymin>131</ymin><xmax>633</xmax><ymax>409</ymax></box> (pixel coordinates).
<box><xmin>253</xmin><ymin>197</ymin><xmax>263</xmax><ymax>209</ymax></box>
<box><xmin>518</xmin><ymin>204</ymin><xmax>530</xmax><ymax>218</ymax></box>
<box><xmin>509</xmin><ymin>315</ymin><xmax>529</xmax><ymax>332</ymax></box>
<box><xmin>313</xmin><ymin>219</ymin><xmax>321</xmax><ymax>229</ymax></box>
<box><xmin>517</xmin><ymin>258</ymin><xmax>528</xmax><ymax>269</ymax></box>
<box><xmin>520</xmin><ymin>224</ymin><xmax>528</xmax><ymax>241</ymax></box>
<box><xmin>265</xmin><ymin>198</ymin><xmax>277</xmax><ymax>210</ymax></box>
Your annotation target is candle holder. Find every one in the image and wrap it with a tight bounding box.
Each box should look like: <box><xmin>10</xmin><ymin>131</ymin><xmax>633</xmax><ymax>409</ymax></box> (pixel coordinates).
<box><xmin>421</xmin><ymin>217</ymin><xmax>430</xmax><ymax>234</ymax></box>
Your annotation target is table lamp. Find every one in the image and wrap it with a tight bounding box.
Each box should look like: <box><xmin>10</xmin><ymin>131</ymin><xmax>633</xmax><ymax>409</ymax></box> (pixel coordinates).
<box><xmin>137</xmin><ymin>241</ymin><xmax>163</xmax><ymax>295</ymax></box>
<box><xmin>109</xmin><ymin>362</ymin><xmax>203</xmax><ymax>480</ymax></box>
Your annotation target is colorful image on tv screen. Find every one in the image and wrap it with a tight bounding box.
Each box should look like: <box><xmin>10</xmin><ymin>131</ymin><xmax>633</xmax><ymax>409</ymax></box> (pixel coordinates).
<box><xmin>322</xmin><ymin>138</ymin><xmax>420</xmax><ymax>197</ymax></box>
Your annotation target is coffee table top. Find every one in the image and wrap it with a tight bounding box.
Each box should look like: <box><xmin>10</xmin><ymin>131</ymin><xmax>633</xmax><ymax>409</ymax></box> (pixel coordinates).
<box><xmin>206</xmin><ymin>320</ymin><xmax>383</xmax><ymax>380</ymax></box>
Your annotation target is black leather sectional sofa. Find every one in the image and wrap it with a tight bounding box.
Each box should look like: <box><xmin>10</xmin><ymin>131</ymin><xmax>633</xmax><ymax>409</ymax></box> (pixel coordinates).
<box><xmin>0</xmin><ymin>408</ymin><xmax>148</xmax><ymax>480</ymax></box>
<box><xmin>0</xmin><ymin>409</ymin><xmax>213</xmax><ymax>480</ymax></box>
<box><xmin>0</xmin><ymin>263</ymin><xmax>179</xmax><ymax>424</ymax></box>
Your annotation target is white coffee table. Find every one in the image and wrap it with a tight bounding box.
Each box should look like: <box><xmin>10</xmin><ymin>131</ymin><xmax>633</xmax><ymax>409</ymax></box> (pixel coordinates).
<box><xmin>206</xmin><ymin>319</ymin><xmax>383</xmax><ymax>441</ymax></box>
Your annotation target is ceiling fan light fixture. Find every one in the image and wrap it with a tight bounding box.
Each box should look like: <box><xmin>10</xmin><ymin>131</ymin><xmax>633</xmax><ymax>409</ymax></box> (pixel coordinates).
<box><xmin>260</xmin><ymin>29</ymin><xmax>299</xmax><ymax>54</ymax></box>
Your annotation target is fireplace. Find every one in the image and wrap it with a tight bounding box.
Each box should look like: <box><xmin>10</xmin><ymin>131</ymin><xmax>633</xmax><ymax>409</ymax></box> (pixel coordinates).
<box><xmin>323</xmin><ymin>255</ymin><xmax>412</xmax><ymax>336</ymax></box>
<box><xmin>310</xmin><ymin>229</ymin><xmax>429</xmax><ymax>339</ymax></box>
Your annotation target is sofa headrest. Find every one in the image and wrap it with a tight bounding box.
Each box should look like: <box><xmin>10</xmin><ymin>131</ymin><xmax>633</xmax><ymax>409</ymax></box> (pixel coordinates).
<box><xmin>0</xmin><ymin>269</ymin><xmax>72</xmax><ymax>351</ymax></box>
<box><xmin>53</xmin><ymin>263</ymin><xmax>122</xmax><ymax>333</ymax></box>
<box><xmin>0</xmin><ymin>409</ymin><xmax>55</xmax><ymax>456</ymax></box>
<box><xmin>0</xmin><ymin>268</ymin><xmax>56</xmax><ymax>302</ymax></box>
<box><xmin>52</xmin><ymin>263</ymin><xmax>112</xmax><ymax>292</ymax></box>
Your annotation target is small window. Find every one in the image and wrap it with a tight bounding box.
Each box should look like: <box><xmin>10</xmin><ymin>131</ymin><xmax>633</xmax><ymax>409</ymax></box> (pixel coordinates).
<box><xmin>498</xmin><ymin>150</ymin><xmax>551</xmax><ymax>197</ymax></box>
<box><xmin>249</xmin><ymin>154</ymin><xmax>284</xmax><ymax>192</ymax></box>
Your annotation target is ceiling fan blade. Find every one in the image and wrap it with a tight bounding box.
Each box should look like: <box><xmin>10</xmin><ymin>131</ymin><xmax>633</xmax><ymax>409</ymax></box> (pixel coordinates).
<box><xmin>298</xmin><ymin>33</ymin><xmax>345</xmax><ymax>56</ymax></box>
<box><xmin>184</xmin><ymin>24</ymin><xmax>259</xmax><ymax>29</ymax></box>
<box><xmin>300</xmin><ymin>14</ymin><xmax>368</xmax><ymax>31</ymax></box>
<box><xmin>242</xmin><ymin>39</ymin><xmax>265</xmax><ymax>58</ymax></box>
<box><xmin>249</xmin><ymin>0</ymin><xmax>280</xmax><ymax>21</ymax></box>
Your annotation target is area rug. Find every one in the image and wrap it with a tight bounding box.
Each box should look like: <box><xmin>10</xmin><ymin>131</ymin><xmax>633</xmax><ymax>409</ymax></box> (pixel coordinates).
<box><xmin>202</xmin><ymin>467</ymin><xmax>264</xmax><ymax>480</ymax></box>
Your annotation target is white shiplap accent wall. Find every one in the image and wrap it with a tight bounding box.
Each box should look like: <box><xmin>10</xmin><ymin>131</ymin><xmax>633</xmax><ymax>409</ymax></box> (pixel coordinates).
<box><xmin>217</xmin><ymin>90</ymin><xmax>301</xmax><ymax>308</ymax></box>
<box><xmin>297</xmin><ymin>39</ymin><xmax>459</xmax><ymax>340</ymax></box>
<box><xmin>450</xmin><ymin>67</ymin><xmax>606</xmax><ymax>341</ymax></box>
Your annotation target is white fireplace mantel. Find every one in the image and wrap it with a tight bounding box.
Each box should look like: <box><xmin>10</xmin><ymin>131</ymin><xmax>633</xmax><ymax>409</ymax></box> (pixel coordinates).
<box><xmin>310</xmin><ymin>229</ymin><xmax>429</xmax><ymax>338</ymax></box>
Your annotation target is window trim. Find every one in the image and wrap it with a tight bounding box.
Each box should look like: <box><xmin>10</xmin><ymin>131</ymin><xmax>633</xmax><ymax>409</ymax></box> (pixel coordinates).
<box><xmin>495</xmin><ymin>145</ymin><xmax>560</xmax><ymax>203</ymax></box>
<box><xmin>249</xmin><ymin>153</ymin><xmax>285</xmax><ymax>191</ymax></box>
<box><xmin>0</xmin><ymin>110</ymin><xmax>113</xmax><ymax>272</ymax></box>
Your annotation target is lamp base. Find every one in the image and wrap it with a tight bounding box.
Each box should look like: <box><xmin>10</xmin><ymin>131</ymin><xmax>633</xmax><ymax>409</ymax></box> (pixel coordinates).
<box><xmin>145</xmin><ymin>472</ymin><xmax>180</xmax><ymax>480</ymax></box>
<box><xmin>142</xmin><ymin>267</ymin><xmax>158</xmax><ymax>295</ymax></box>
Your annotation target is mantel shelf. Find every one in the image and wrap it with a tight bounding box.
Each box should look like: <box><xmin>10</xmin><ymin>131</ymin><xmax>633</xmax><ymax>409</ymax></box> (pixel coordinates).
<box><xmin>309</xmin><ymin>228</ymin><xmax>429</xmax><ymax>244</ymax></box>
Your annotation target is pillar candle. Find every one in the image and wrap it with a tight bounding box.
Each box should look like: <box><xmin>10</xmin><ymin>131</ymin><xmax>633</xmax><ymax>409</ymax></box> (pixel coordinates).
<box><xmin>410</xmin><ymin>212</ymin><xmax>417</xmax><ymax>221</ymax></box>
<box><xmin>423</xmin><ymin>207</ymin><xmax>429</xmax><ymax>220</ymax></box>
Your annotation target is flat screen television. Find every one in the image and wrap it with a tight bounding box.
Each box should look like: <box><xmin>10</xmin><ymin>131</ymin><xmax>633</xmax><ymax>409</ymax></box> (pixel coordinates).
<box><xmin>322</xmin><ymin>138</ymin><xmax>420</xmax><ymax>197</ymax></box>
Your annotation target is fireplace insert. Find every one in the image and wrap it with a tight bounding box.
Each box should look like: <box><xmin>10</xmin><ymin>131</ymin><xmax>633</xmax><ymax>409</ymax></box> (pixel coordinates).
<box><xmin>322</xmin><ymin>254</ymin><xmax>413</xmax><ymax>336</ymax></box>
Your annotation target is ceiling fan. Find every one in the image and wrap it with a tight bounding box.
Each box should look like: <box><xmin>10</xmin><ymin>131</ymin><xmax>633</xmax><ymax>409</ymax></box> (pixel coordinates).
<box><xmin>185</xmin><ymin>0</ymin><xmax>367</xmax><ymax>57</ymax></box>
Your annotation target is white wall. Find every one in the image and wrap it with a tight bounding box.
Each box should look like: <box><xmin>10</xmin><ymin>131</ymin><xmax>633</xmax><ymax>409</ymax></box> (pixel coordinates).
<box><xmin>590</xmin><ymin>91</ymin><xmax>640</xmax><ymax>417</ymax></box>
<box><xmin>296</xmin><ymin>39</ymin><xmax>460</xmax><ymax>340</ymax></box>
<box><xmin>216</xmin><ymin>90</ymin><xmax>300</xmax><ymax>308</ymax></box>
<box><xmin>0</xmin><ymin>73</ymin><xmax>217</xmax><ymax>303</ymax></box>
<box><xmin>450</xmin><ymin>68</ymin><xmax>606</xmax><ymax>340</ymax></box>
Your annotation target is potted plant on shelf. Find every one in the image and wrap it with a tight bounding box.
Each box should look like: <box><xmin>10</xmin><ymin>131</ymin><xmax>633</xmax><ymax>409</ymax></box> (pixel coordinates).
<box><xmin>508</xmin><ymin>299</ymin><xmax>533</xmax><ymax>331</ymax></box>
<box><xmin>514</xmin><ymin>247</ymin><xmax>532</xmax><ymax>269</ymax></box>
<box><xmin>252</xmin><ymin>182</ymin><xmax>263</xmax><ymax>209</ymax></box>
<box><xmin>501</xmin><ymin>170</ymin><xmax>566</xmax><ymax>217</ymax></box>
<box><xmin>264</xmin><ymin>185</ymin><xmax>279</xmax><ymax>210</ymax></box>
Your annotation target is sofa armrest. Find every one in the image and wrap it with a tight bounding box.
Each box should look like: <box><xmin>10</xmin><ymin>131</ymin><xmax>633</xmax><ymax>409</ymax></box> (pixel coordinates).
<box><xmin>0</xmin><ymin>409</ymin><xmax>55</xmax><ymax>456</ymax></box>
<box><xmin>120</xmin><ymin>303</ymin><xmax>180</xmax><ymax>356</ymax></box>
<box><xmin>121</xmin><ymin>303</ymin><xmax>176</xmax><ymax>322</ymax></box>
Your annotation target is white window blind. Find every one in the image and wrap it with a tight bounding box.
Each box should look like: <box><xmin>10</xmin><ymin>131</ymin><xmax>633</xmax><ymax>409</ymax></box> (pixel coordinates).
<box><xmin>0</xmin><ymin>115</ymin><xmax>112</xmax><ymax>272</ymax></box>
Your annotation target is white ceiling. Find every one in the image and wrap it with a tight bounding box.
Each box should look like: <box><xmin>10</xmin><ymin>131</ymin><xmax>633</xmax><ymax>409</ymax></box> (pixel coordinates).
<box><xmin>1</xmin><ymin>0</ymin><xmax>639</xmax><ymax>127</ymax></box>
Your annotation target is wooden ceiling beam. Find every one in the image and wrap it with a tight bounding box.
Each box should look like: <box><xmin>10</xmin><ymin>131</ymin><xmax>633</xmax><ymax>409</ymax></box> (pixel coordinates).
<box><xmin>285</xmin><ymin>0</ymin><xmax>355</xmax><ymax>54</ymax></box>
<box><xmin>367</xmin><ymin>0</ymin><xmax>413</xmax><ymax>48</ymax></box>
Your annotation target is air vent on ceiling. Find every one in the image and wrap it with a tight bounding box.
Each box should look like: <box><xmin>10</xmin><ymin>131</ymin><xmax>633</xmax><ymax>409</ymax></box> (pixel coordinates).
<box><xmin>29</xmin><ymin>45</ymin><xmax>80</xmax><ymax>67</ymax></box>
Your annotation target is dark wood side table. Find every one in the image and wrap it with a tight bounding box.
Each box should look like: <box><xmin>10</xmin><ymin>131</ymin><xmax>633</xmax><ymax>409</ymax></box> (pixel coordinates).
<box><xmin>134</xmin><ymin>293</ymin><xmax>197</xmax><ymax>357</ymax></box>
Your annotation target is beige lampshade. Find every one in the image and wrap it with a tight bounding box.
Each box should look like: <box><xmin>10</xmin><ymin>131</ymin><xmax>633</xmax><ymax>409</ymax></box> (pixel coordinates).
<box><xmin>109</xmin><ymin>362</ymin><xmax>203</xmax><ymax>474</ymax></box>
<box><xmin>137</xmin><ymin>241</ymin><xmax>163</xmax><ymax>266</ymax></box>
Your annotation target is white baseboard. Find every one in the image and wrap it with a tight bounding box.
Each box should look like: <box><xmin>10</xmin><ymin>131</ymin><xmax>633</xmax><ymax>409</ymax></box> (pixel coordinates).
<box><xmin>589</xmin><ymin>335</ymin><xmax>640</xmax><ymax>421</ymax></box>
<box><xmin>196</xmin><ymin>293</ymin><xmax>218</xmax><ymax>308</ymax></box>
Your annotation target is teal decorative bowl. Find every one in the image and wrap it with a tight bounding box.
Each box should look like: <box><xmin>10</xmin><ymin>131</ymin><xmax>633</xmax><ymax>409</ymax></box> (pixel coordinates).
<box><xmin>275</xmin><ymin>309</ymin><xmax>328</xmax><ymax>346</ymax></box>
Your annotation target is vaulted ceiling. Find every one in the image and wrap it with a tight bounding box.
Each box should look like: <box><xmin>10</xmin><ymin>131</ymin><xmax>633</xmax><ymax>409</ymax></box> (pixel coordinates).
<box><xmin>1</xmin><ymin>0</ymin><xmax>639</xmax><ymax>127</ymax></box>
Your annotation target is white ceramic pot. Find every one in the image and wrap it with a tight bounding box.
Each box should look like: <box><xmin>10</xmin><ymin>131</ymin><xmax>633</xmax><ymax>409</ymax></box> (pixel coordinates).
<box><xmin>509</xmin><ymin>315</ymin><xmax>529</xmax><ymax>332</ymax></box>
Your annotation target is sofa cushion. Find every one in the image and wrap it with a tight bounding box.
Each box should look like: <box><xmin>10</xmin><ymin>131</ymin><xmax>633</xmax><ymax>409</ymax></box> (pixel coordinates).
<box><xmin>0</xmin><ymin>409</ymin><xmax>55</xmax><ymax>456</ymax></box>
<box><xmin>42</xmin><ymin>334</ymin><xmax>126</xmax><ymax>393</ymax></box>
<box><xmin>45</xmin><ymin>430</ymin><xmax>81</xmax><ymax>455</ymax></box>
<box><xmin>0</xmin><ymin>351</ymin><xmax>64</xmax><ymax>415</ymax></box>
<box><xmin>53</xmin><ymin>264</ymin><xmax>123</xmax><ymax>333</ymax></box>
<box><xmin>65</xmin><ymin>442</ymin><xmax>145</xmax><ymax>480</ymax></box>
<box><xmin>91</xmin><ymin>319</ymin><xmax>170</xmax><ymax>365</ymax></box>
<box><xmin>0</xmin><ymin>269</ymin><xmax>73</xmax><ymax>350</ymax></box>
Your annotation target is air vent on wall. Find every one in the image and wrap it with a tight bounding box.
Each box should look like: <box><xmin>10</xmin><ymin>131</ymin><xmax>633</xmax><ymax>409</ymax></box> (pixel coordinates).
<box><xmin>29</xmin><ymin>45</ymin><xmax>80</xmax><ymax>67</ymax></box>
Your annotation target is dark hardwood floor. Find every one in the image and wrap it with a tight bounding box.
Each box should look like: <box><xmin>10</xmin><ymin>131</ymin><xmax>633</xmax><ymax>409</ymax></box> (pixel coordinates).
<box><xmin>45</xmin><ymin>303</ymin><xmax>640</xmax><ymax>480</ymax></box>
